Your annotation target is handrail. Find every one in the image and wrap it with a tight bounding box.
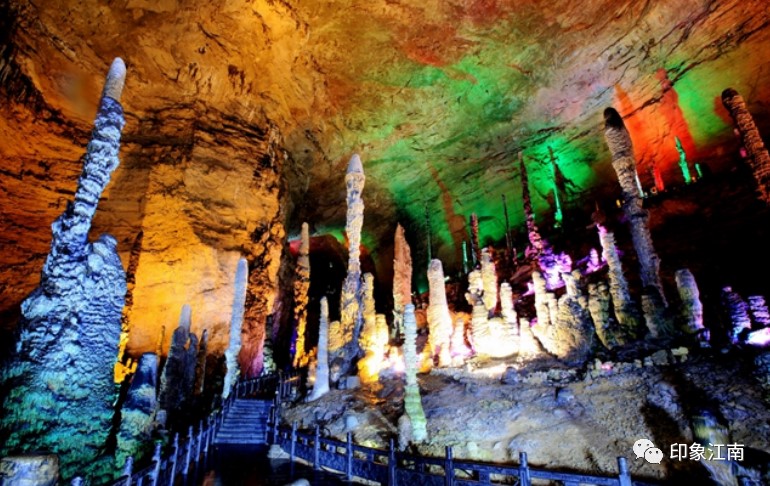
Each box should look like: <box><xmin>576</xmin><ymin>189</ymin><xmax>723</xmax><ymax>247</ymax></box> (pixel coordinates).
<box><xmin>70</xmin><ymin>372</ymin><xmax>288</xmax><ymax>485</ymax></box>
<box><xmin>270</xmin><ymin>420</ymin><xmax>663</xmax><ymax>486</ymax></box>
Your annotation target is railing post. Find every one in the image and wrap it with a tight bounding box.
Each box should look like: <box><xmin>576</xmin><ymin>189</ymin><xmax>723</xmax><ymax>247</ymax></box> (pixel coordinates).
<box><xmin>149</xmin><ymin>442</ymin><xmax>162</xmax><ymax>486</ymax></box>
<box><xmin>617</xmin><ymin>457</ymin><xmax>632</xmax><ymax>486</ymax></box>
<box><xmin>290</xmin><ymin>421</ymin><xmax>297</xmax><ymax>462</ymax></box>
<box><xmin>272</xmin><ymin>406</ymin><xmax>279</xmax><ymax>445</ymax></box>
<box><xmin>388</xmin><ymin>438</ymin><xmax>396</xmax><ymax>486</ymax></box>
<box><xmin>346</xmin><ymin>432</ymin><xmax>354</xmax><ymax>481</ymax></box>
<box><xmin>444</xmin><ymin>446</ymin><xmax>454</xmax><ymax>486</ymax></box>
<box><xmin>196</xmin><ymin>420</ymin><xmax>204</xmax><ymax>465</ymax></box>
<box><xmin>519</xmin><ymin>452</ymin><xmax>531</xmax><ymax>486</ymax></box>
<box><xmin>168</xmin><ymin>433</ymin><xmax>179</xmax><ymax>485</ymax></box>
<box><xmin>182</xmin><ymin>426</ymin><xmax>193</xmax><ymax>477</ymax></box>
<box><xmin>314</xmin><ymin>425</ymin><xmax>321</xmax><ymax>471</ymax></box>
<box><xmin>121</xmin><ymin>456</ymin><xmax>134</xmax><ymax>486</ymax></box>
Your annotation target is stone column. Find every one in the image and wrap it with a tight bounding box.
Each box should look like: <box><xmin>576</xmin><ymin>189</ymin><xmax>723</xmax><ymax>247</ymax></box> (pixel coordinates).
<box><xmin>427</xmin><ymin>259</ymin><xmax>453</xmax><ymax>367</ymax></box>
<box><xmin>603</xmin><ymin>108</ymin><xmax>667</xmax><ymax>311</ymax></box>
<box><xmin>392</xmin><ymin>224</ymin><xmax>412</xmax><ymax>340</ymax></box>
<box><xmin>722</xmin><ymin>88</ymin><xmax>770</xmax><ymax>203</ymax></box>
<box><xmin>402</xmin><ymin>304</ymin><xmax>428</xmax><ymax>442</ymax></box>
<box><xmin>308</xmin><ymin>298</ymin><xmax>331</xmax><ymax>400</ymax></box>
<box><xmin>224</xmin><ymin>258</ymin><xmax>248</xmax><ymax>399</ymax></box>
<box><xmin>292</xmin><ymin>222</ymin><xmax>311</xmax><ymax>367</ymax></box>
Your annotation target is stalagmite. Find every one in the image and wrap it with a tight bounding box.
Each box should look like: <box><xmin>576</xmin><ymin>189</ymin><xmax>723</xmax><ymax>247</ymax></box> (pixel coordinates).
<box><xmin>722</xmin><ymin>88</ymin><xmax>770</xmax><ymax>203</ymax></box>
<box><xmin>0</xmin><ymin>59</ymin><xmax>128</xmax><ymax>481</ymax></box>
<box><xmin>194</xmin><ymin>329</ymin><xmax>208</xmax><ymax>396</ymax></box>
<box><xmin>722</xmin><ymin>286</ymin><xmax>752</xmax><ymax>344</ymax></box>
<box><xmin>675</xmin><ymin>269</ymin><xmax>707</xmax><ymax>341</ymax></box>
<box><xmin>292</xmin><ymin>223</ymin><xmax>311</xmax><ymax>368</ymax></box>
<box><xmin>518</xmin><ymin>318</ymin><xmax>543</xmax><ymax>359</ymax></box>
<box><xmin>469</xmin><ymin>213</ymin><xmax>481</xmax><ymax>266</ymax></box>
<box><xmin>531</xmin><ymin>270</ymin><xmax>553</xmax><ymax>328</ymax></box>
<box><xmin>392</xmin><ymin>224</ymin><xmax>412</xmax><ymax>340</ymax></box>
<box><xmin>465</xmin><ymin>269</ymin><xmax>484</xmax><ymax>307</ymax></box>
<box><xmin>470</xmin><ymin>302</ymin><xmax>491</xmax><ymax>354</ymax></box>
<box><xmin>359</xmin><ymin>311</ymin><xmax>389</xmax><ymax>385</ymax></box>
<box><xmin>749</xmin><ymin>295</ymin><xmax>770</xmax><ymax>328</ymax></box>
<box><xmin>117</xmin><ymin>353</ymin><xmax>158</xmax><ymax>468</ymax></box>
<box><xmin>402</xmin><ymin>304</ymin><xmax>428</xmax><ymax>442</ymax></box>
<box><xmin>480</xmin><ymin>248</ymin><xmax>498</xmax><ymax>314</ymax></box>
<box><xmin>158</xmin><ymin>305</ymin><xmax>196</xmax><ymax>420</ymax></box>
<box><xmin>337</xmin><ymin>154</ymin><xmax>366</xmax><ymax>377</ymax></box>
<box><xmin>309</xmin><ymin>298</ymin><xmax>331</xmax><ymax>400</ymax></box>
<box><xmin>500</xmin><ymin>283</ymin><xmax>517</xmax><ymax>329</ymax></box>
<box><xmin>427</xmin><ymin>259</ymin><xmax>453</xmax><ymax>367</ymax></box>
<box><xmin>588</xmin><ymin>281</ymin><xmax>625</xmax><ymax>349</ymax></box>
<box><xmin>520</xmin><ymin>152</ymin><xmax>543</xmax><ymax>259</ymax></box>
<box><xmin>597</xmin><ymin>225</ymin><xmax>641</xmax><ymax>338</ymax></box>
<box><xmin>603</xmin><ymin>108</ymin><xmax>667</xmax><ymax>311</ymax></box>
<box><xmin>223</xmin><ymin>258</ymin><xmax>248</xmax><ymax>399</ymax></box>
<box><xmin>450</xmin><ymin>316</ymin><xmax>471</xmax><ymax>365</ymax></box>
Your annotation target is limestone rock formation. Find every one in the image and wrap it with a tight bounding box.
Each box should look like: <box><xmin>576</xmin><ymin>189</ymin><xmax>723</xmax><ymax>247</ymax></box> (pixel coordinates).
<box><xmin>427</xmin><ymin>259</ymin><xmax>453</xmax><ymax>367</ymax></box>
<box><xmin>359</xmin><ymin>311</ymin><xmax>389</xmax><ymax>385</ymax></box>
<box><xmin>224</xmin><ymin>258</ymin><xmax>248</xmax><ymax>399</ymax></box>
<box><xmin>597</xmin><ymin>225</ymin><xmax>641</xmax><ymax>339</ymax></box>
<box><xmin>749</xmin><ymin>295</ymin><xmax>770</xmax><ymax>328</ymax></box>
<box><xmin>722</xmin><ymin>286</ymin><xmax>752</xmax><ymax>344</ymax></box>
<box><xmin>158</xmin><ymin>305</ymin><xmax>198</xmax><ymax>422</ymax></box>
<box><xmin>117</xmin><ymin>353</ymin><xmax>158</xmax><ymax>468</ymax></box>
<box><xmin>336</xmin><ymin>154</ymin><xmax>366</xmax><ymax>378</ymax></box>
<box><xmin>392</xmin><ymin>224</ymin><xmax>412</xmax><ymax>341</ymax></box>
<box><xmin>293</xmin><ymin>222</ymin><xmax>311</xmax><ymax>368</ymax></box>
<box><xmin>401</xmin><ymin>304</ymin><xmax>427</xmax><ymax>442</ymax></box>
<box><xmin>722</xmin><ymin>88</ymin><xmax>770</xmax><ymax>203</ymax></box>
<box><xmin>0</xmin><ymin>58</ymin><xmax>128</xmax><ymax>482</ymax></box>
<box><xmin>675</xmin><ymin>269</ymin><xmax>707</xmax><ymax>342</ymax></box>
<box><xmin>520</xmin><ymin>152</ymin><xmax>544</xmax><ymax>259</ymax></box>
<box><xmin>308</xmin><ymin>298</ymin><xmax>330</xmax><ymax>401</ymax></box>
<box><xmin>588</xmin><ymin>280</ymin><xmax>624</xmax><ymax>349</ymax></box>
<box><xmin>194</xmin><ymin>329</ymin><xmax>209</xmax><ymax>396</ymax></box>
<box><xmin>480</xmin><ymin>248</ymin><xmax>498</xmax><ymax>314</ymax></box>
<box><xmin>603</xmin><ymin>108</ymin><xmax>667</xmax><ymax>313</ymax></box>
<box><xmin>500</xmin><ymin>283</ymin><xmax>518</xmax><ymax>330</ymax></box>
<box><xmin>469</xmin><ymin>213</ymin><xmax>481</xmax><ymax>266</ymax></box>
<box><xmin>450</xmin><ymin>316</ymin><xmax>471</xmax><ymax>365</ymax></box>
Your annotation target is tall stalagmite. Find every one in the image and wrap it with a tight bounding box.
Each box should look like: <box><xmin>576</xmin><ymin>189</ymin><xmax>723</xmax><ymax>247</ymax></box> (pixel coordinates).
<box><xmin>224</xmin><ymin>258</ymin><xmax>249</xmax><ymax>399</ymax></box>
<box><xmin>480</xmin><ymin>248</ymin><xmax>498</xmax><ymax>314</ymax></box>
<box><xmin>117</xmin><ymin>353</ymin><xmax>158</xmax><ymax>468</ymax></box>
<box><xmin>597</xmin><ymin>225</ymin><xmax>640</xmax><ymax>339</ymax></box>
<box><xmin>427</xmin><ymin>259</ymin><xmax>453</xmax><ymax>367</ymax></box>
<box><xmin>402</xmin><ymin>304</ymin><xmax>428</xmax><ymax>442</ymax></box>
<box><xmin>194</xmin><ymin>329</ymin><xmax>208</xmax><ymax>396</ymax></box>
<box><xmin>675</xmin><ymin>269</ymin><xmax>706</xmax><ymax>339</ymax></box>
<box><xmin>469</xmin><ymin>213</ymin><xmax>481</xmax><ymax>266</ymax></box>
<box><xmin>292</xmin><ymin>222</ymin><xmax>311</xmax><ymax>367</ymax></box>
<box><xmin>392</xmin><ymin>224</ymin><xmax>412</xmax><ymax>340</ymax></box>
<box><xmin>337</xmin><ymin>154</ymin><xmax>366</xmax><ymax>377</ymax></box>
<box><xmin>603</xmin><ymin>108</ymin><xmax>667</xmax><ymax>311</ymax></box>
<box><xmin>308</xmin><ymin>298</ymin><xmax>331</xmax><ymax>400</ymax></box>
<box><xmin>722</xmin><ymin>88</ymin><xmax>770</xmax><ymax>203</ymax></box>
<box><xmin>520</xmin><ymin>152</ymin><xmax>543</xmax><ymax>259</ymax></box>
<box><xmin>158</xmin><ymin>305</ymin><xmax>197</xmax><ymax>421</ymax></box>
<box><xmin>0</xmin><ymin>59</ymin><xmax>128</xmax><ymax>481</ymax></box>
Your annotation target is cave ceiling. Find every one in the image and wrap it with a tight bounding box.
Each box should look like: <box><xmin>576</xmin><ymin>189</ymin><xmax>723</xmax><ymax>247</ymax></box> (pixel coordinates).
<box><xmin>2</xmin><ymin>0</ymin><xmax>770</xmax><ymax>319</ymax></box>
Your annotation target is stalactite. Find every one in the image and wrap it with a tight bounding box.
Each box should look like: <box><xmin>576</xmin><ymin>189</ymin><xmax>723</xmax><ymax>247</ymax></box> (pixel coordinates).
<box><xmin>337</xmin><ymin>154</ymin><xmax>366</xmax><ymax>377</ymax></box>
<box><xmin>223</xmin><ymin>258</ymin><xmax>248</xmax><ymax>399</ymax></box>
<box><xmin>597</xmin><ymin>225</ymin><xmax>641</xmax><ymax>338</ymax></box>
<box><xmin>292</xmin><ymin>222</ymin><xmax>311</xmax><ymax>368</ymax></box>
<box><xmin>675</xmin><ymin>137</ymin><xmax>692</xmax><ymax>184</ymax></box>
<box><xmin>548</xmin><ymin>146</ymin><xmax>564</xmax><ymax>225</ymax></box>
<box><xmin>520</xmin><ymin>152</ymin><xmax>543</xmax><ymax>259</ymax></box>
<box><xmin>0</xmin><ymin>58</ymin><xmax>128</xmax><ymax>481</ymax></box>
<box><xmin>480</xmin><ymin>248</ymin><xmax>498</xmax><ymax>314</ymax></box>
<box><xmin>392</xmin><ymin>223</ymin><xmax>412</xmax><ymax>341</ymax></box>
<box><xmin>722</xmin><ymin>88</ymin><xmax>770</xmax><ymax>203</ymax></box>
<box><xmin>603</xmin><ymin>108</ymin><xmax>667</xmax><ymax>311</ymax></box>
<box><xmin>402</xmin><ymin>304</ymin><xmax>427</xmax><ymax>442</ymax></box>
<box><xmin>675</xmin><ymin>269</ymin><xmax>706</xmax><ymax>341</ymax></box>
<box><xmin>469</xmin><ymin>213</ymin><xmax>481</xmax><ymax>267</ymax></box>
<box><xmin>427</xmin><ymin>259</ymin><xmax>453</xmax><ymax>367</ymax></box>
<box><xmin>308</xmin><ymin>298</ymin><xmax>330</xmax><ymax>400</ymax></box>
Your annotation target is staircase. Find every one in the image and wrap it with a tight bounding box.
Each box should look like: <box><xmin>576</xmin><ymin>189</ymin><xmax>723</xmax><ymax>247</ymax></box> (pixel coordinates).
<box><xmin>214</xmin><ymin>399</ymin><xmax>271</xmax><ymax>446</ymax></box>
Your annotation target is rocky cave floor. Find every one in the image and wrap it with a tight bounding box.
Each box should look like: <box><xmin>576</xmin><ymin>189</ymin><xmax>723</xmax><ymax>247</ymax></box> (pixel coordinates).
<box><xmin>282</xmin><ymin>348</ymin><xmax>770</xmax><ymax>485</ymax></box>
